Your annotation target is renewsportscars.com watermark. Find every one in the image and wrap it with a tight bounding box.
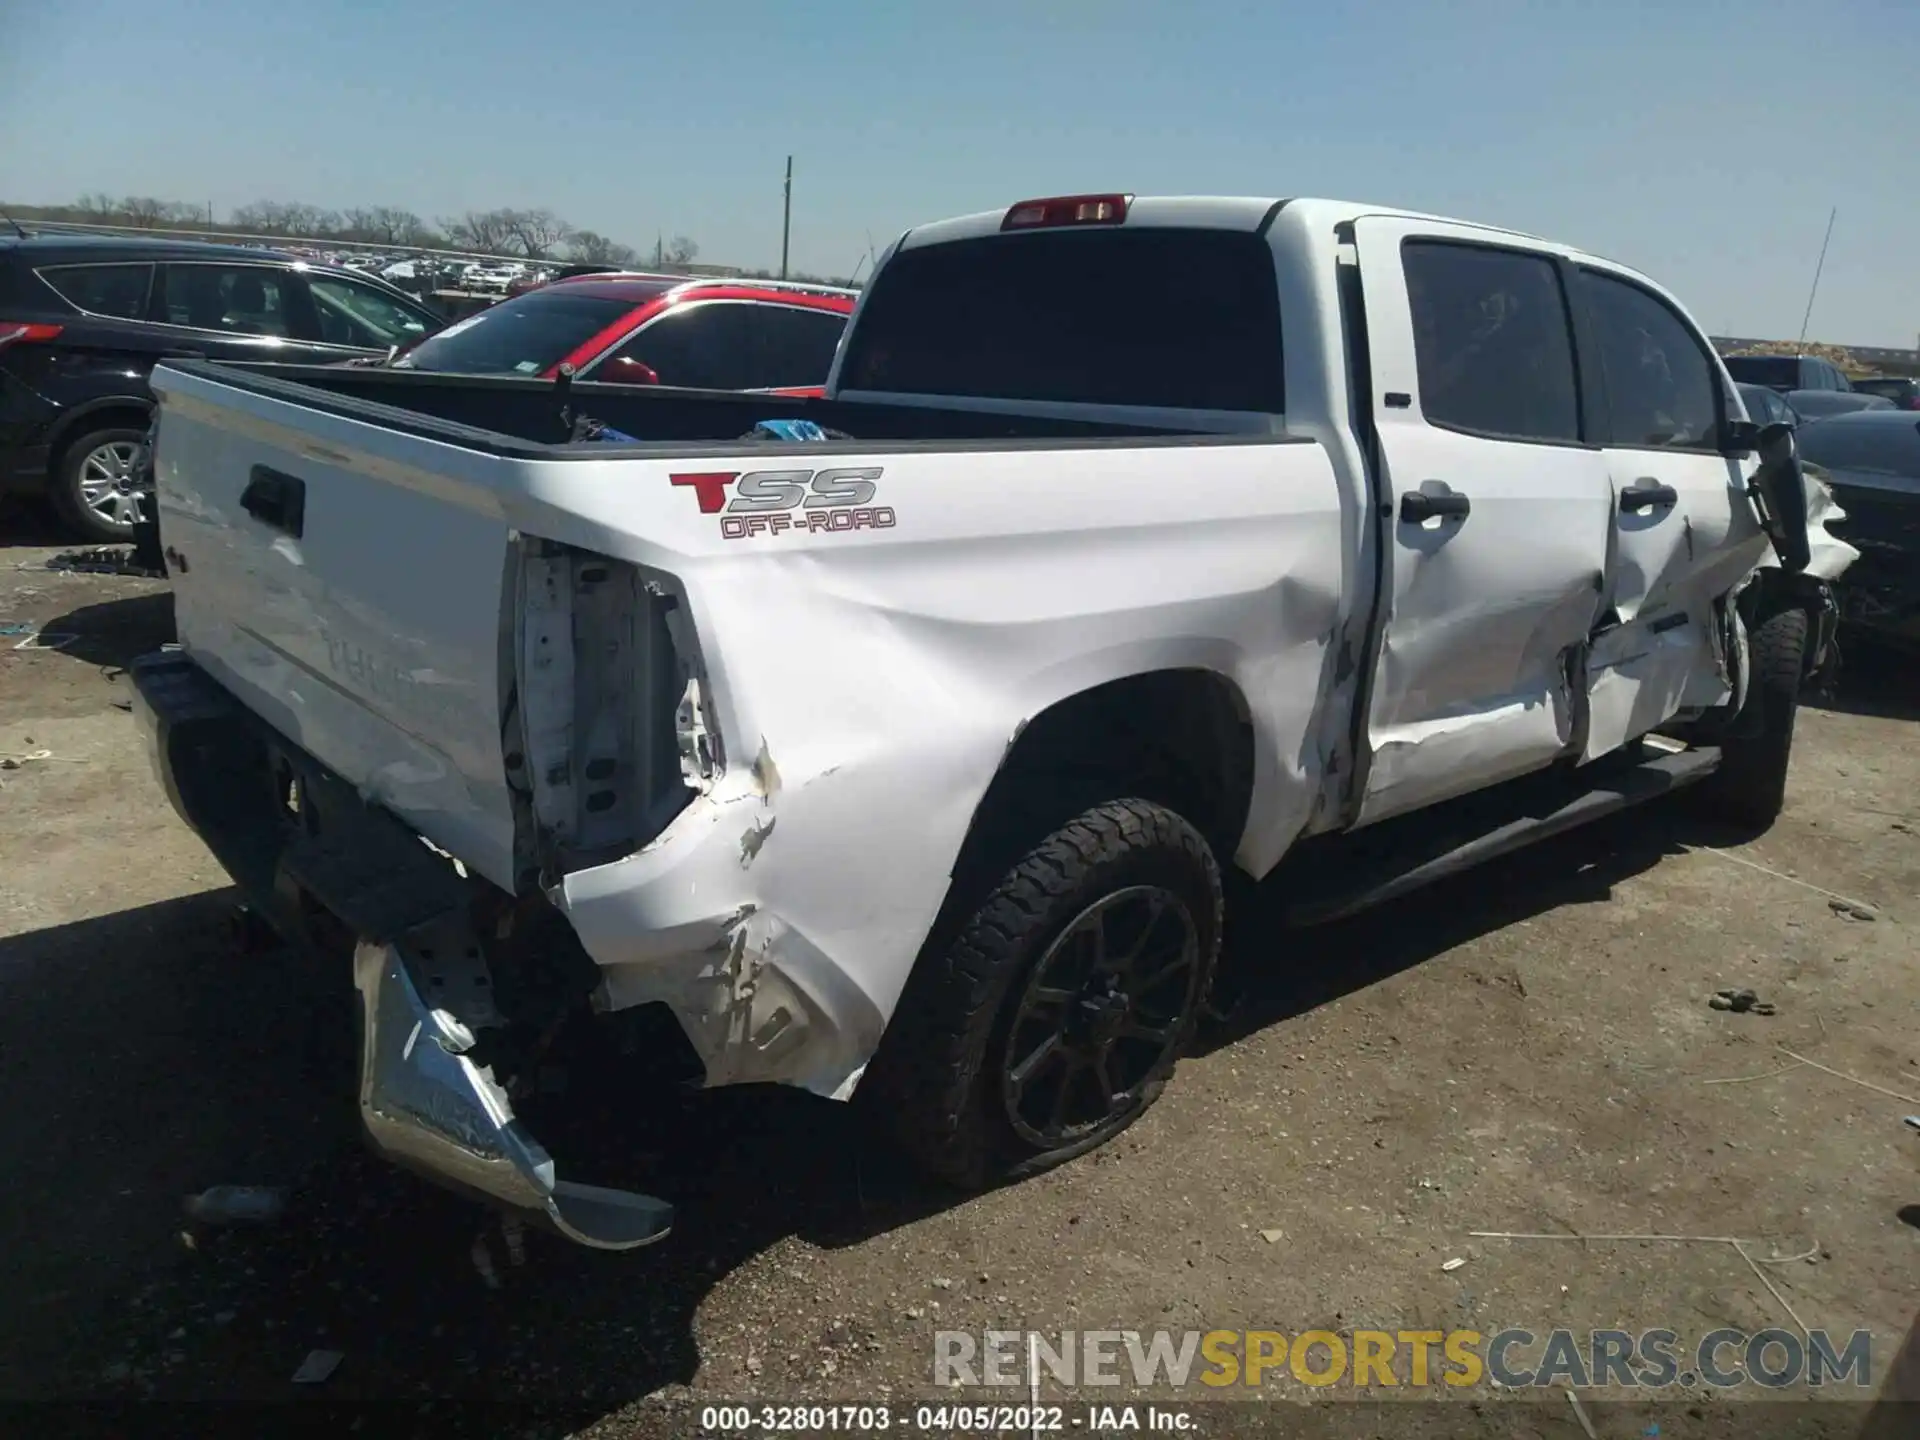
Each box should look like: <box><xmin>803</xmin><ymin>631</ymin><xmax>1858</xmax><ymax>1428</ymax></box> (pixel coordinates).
<box><xmin>934</xmin><ymin>1328</ymin><xmax>1873</xmax><ymax>1391</ymax></box>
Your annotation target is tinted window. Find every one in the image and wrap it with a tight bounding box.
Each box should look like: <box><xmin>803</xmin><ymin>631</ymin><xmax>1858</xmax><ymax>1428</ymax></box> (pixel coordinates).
<box><xmin>1402</xmin><ymin>241</ymin><xmax>1580</xmax><ymax>443</ymax></box>
<box><xmin>838</xmin><ymin>228</ymin><xmax>1285</xmax><ymax>412</ymax></box>
<box><xmin>397</xmin><ymin>291</ymin><xmax>635</xmax><ymax>374</ymax></box>
<box><xmin>308</xmin><ymin>275</ymin><xmax>436</xmax><ymax>349</ymax></box>
<box><xmin>1852</xmin><ymin>377</ymin><xmax>1916</xmax><ymax>404</ymax></box>
<box><xmin>1576</xmin><ymin>270</ymin><xmax>1719</xmax><ymax>449</ymax></box>
<box><xmin>1797</xmin><ymin>418</ymin><xmax>1920</xmax><ymax>479</ymax></box>
<box><xmin>1737</xmin><ymin>384</ymin><xmax>1783</xmax><ymax>425</ymax></box>
<box><xmin>37</xmin><ymin>263</ymin><xmax>153</xmax><ymax>319</ymax></box>
<box><xmin>752</xmin><ymin>305</ymin><xmax>847</xmax><ymax>387</ymax></box>
<box><xmin>604</xmin><ymin>304</ymin><xmax>757</xmax><ymax>390</ymax></box>
<box><xmin>1722</xmin><ymin>355</ymin><xmax>1800</xmax><ymax>390</ymax></box>
<box><xmin>160</xmin><ymin>264</ymin><xmax>294</xmax><ymax>336</ymax></box>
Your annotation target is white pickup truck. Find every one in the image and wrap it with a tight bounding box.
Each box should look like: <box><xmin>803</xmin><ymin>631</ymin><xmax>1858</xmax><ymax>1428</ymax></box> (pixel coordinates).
<box><xmin>134</xmin><ymin>192</ymin><xmax>1841</xmax><ymax>1249</ymax></box>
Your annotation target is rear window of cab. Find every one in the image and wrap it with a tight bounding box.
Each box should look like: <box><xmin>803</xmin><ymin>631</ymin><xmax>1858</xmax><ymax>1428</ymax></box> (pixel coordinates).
<box><xmin>838</xmin><ymin>227</ymin><xmax>1285</xmax><ymax>413</ymax></box>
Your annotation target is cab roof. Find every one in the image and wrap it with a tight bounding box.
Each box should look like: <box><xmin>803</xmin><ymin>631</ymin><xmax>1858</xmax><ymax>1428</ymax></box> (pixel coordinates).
<box><xmin>893</xmin><ymin>195</ymin><xmax>1626</xmax><ymax>274</ymax></box>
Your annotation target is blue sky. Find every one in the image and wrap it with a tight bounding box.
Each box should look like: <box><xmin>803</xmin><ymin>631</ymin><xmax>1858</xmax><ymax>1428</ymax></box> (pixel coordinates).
<box><xmin>3</xmin><ymin>0</ymin><xmax>1916</xmax><ymax>345</ymax></box>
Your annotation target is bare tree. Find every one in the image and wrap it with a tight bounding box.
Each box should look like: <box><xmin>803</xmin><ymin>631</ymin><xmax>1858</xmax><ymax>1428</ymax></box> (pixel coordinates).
<box><xmin>232</xmin><ymin>200</ymin><xmax>294</xmax><ymax>233</ymax></box>
<box><xmin>370</xmin><ymin>206</ymin><xmax>433</xmax><ymax>245</ymax></box>
<box><xmin>664</xmin><ymin>235</ymin><xmax>699</xmax><ymax>266</ymax></box>
<box><xmin>566</xmin><ymin>229</ymin><xmax>639</xmax><ymax>266</ymax></box>
<box><xmin>440</xmin><ymin>209</ymin><xmax>514</xmax><ymax>254</ymax></box>
<box><xmin>120</xmin><ymin>196</ymin><xmax>169</xmax><ymax>228</ymax></box>
<box><xmin>501</xmin><ymin>207</ymin><xmax>573</xmax><ymax>259</ymax></box>
<box><xmin>283</xmin><ymin>203</ymin><xmax>341</xmax><ymax>236</ymax></box>
<box><xmin>73</xmin><ymin>193</ymin><xmax>119</xmax><ymax>217</ymax></box>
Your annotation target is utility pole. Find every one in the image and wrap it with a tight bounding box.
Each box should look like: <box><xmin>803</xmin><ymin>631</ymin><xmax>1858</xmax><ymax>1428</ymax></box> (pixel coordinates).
<box><xmin>1797</xmin><ymin>206</ymin><xmax>1837</xmax><ymax>345</ymax></box>
<box><xmin>780</xmin><ymin>155</ymin><xmax>792</xmax><ymax>281</ymax></box>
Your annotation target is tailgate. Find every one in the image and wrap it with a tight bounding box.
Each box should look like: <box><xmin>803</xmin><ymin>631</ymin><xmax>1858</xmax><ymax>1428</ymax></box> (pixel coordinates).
<box><xmin>150</xmin><ymin>363</ymin><xmax>528</xmax><ymax>888</ymax></box>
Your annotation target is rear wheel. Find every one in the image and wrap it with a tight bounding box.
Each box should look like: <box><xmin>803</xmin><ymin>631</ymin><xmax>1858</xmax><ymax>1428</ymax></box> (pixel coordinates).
<box><xmin>866</xmin><ymin>799</ymin><xmax>1221</xmax><ymax>1188</ymax></box>
<box><xmin>1694</xmin><ymin>600</ymin><xmax>1808</xmax><ymax>829</ymax></box>
<box><xmin>53</xmin><ymin>426</ymin><xmax>149</xmax><ymax>545</ymax></box>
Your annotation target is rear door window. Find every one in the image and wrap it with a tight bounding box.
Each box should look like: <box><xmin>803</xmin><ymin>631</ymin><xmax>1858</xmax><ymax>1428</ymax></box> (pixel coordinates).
<box><xmin>36</xmin><ymin>263</ymin><xmax>154</xmax><ymax>319</ymax></box>
<box><xmin>750</xmin><ymin>304</ymin><xmax>848</xmax><ymax>387</ymax></box>
<box><xmin>1402</xmin><ymin>240</ymin><xmax>1582</xmax><ymax>443</ymax></box>
<box><xmin>837</xmin><ymin>227</ymin><xmax>1285</xmax><ymax>412</ymax></box>
<box><xmin>602</xmin><ymin>303</ymin><xmax>758</xmax><ymax>390</ymax></box>
<box><xmin>158</xmin><ymin>264</ymin><xmax>295</xmax><ymax>336</ymax></box>
<box><xmin>1574</xmin><ymin>269</ymin><xmax>1721</xmax><ymax>450</ymax></box>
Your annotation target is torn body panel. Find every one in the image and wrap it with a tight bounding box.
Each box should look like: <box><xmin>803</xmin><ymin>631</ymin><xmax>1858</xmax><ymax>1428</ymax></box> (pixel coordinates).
<box><xmin>511</xmin><ymin>542</ymin><xmax>696</xmax><ymax>881</ymax></box>
<box><xmin>536</xmin><ymin>439</ymin><xmax>1351</xmax><ymax>1099</ymax></box>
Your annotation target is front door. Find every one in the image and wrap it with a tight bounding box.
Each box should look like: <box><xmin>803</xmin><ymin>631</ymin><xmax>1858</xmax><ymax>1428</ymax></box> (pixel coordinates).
<box><xmin>1350</xmin><ymin>218</ymin><xmax>1615</xmax><ymax>825</ymax></box>
<box><xmin>1569</xmin><ymin>265</ymin><xmax>1769</xmax><ymax>760</ymax></box>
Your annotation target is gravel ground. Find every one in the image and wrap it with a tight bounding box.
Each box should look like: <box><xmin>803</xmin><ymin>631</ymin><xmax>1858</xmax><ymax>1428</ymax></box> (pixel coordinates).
<box><xmin>1</xmin><ymin>512</ymin><xmax>1916</xmax><ymax>1439</ymax></box>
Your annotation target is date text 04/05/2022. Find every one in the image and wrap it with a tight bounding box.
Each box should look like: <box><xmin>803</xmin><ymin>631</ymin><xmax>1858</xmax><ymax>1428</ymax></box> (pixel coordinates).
<box><xmin>696</xmin><ymin>1402</ymin><xmax>1194</xmax><ymax>1432</ymax></box>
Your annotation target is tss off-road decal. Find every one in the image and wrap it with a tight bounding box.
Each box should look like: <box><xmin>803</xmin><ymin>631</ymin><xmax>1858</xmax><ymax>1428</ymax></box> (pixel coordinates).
<box><xmin>670</xmin><ymin>468</ymin><xmax>896</xmax><ymax>539</ymax></box>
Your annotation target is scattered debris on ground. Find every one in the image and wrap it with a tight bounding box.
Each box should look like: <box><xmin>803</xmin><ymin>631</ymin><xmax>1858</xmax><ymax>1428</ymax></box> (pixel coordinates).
<box><xmin>183</xmin><ymin>1186</ymin><xmax>287</xmax><ymax>1226</ymax></box>
<box><xmin>42</xmin><ymin>547</ymin><xmax>166</xmax><ymax>580</ymax></box>
<box><xmin>9</xmin><ymin>631</ymin><xmax>76</xmax><ymax>652</ymax></box>
<box><xmin>290</xmin><ymin>1349</ymin><xmax>343</xmax><ymax>1385</ymax></box>
<box><xmin>1709</xmin><ymin>987</ymin><xmax>1776</xmax><ymax>1015</ymax></box>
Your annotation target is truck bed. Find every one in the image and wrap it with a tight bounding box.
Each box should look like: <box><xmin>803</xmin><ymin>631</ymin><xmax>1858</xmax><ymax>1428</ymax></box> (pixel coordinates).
<box><xmin>196</xmin><ymin>361</ymin><xmax>1194</xmax><ymax>449</ymax></box>
<box><xmin>147</xmin><ymin>360</ymin><xmax>1341</xmax><ymax>902</ymax></box>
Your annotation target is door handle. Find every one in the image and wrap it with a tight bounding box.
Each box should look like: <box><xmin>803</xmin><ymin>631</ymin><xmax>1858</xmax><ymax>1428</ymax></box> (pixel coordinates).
<box><xmin>1399</xmin><ymin>490</ymin><xmax>1471</xmax><ymax>523</ymax></box>
<box><xmin>1620</xmin><ymin>480</ymin><xmax>1678</xmax><ymax>514</ymax></box>
<box><xmin>240</xmin><ymin>465</ymin><xmax>306</xmax><ymax>539</ymax></box>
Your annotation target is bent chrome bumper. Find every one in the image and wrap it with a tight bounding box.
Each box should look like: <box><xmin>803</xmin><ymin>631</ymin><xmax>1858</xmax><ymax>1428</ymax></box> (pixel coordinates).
<box><xmin>132</xmin><ymin>649</ymin><xmax>672</xmax><ymax>1251</ymax></box>
<box><xmin>354</xmin><ymin>936</ymin><xmax>671</xmax><ymax>1250</ymax></box>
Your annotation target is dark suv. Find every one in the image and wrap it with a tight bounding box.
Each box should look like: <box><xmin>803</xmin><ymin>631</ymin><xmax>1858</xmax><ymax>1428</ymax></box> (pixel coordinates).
<box><xmin>1850</xmin><ymin>375</ymin><xmax>1920</xmax><ymax>411</ymax></box>
<box><xmin>1</xmin><ymin>235</ymin><xmax>443</xmax><ymax>541</ymax></box>
<box><xmin>1720</xmin><ymin>352</ymin><xmax>1895</xmax><ymax>423</ymax></box>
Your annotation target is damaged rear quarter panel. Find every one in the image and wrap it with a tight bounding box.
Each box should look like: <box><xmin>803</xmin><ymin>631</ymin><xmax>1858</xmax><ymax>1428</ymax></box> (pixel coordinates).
<box><xmin>513</xmin><ymin>439</ymin><xmax>1349</xmax><ymax>1098</ymax></box>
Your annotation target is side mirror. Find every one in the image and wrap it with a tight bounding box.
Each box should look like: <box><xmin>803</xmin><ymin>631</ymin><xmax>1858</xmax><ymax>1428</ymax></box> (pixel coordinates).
<box><xmin>1749</xmin><ymin>420</ymin><xmax>1811</xmax><ymax>575</ymax></box>
<box><xmin>598</xmin><ymin>357</ymin><xmax>660</xmax><ymax>386</ymax></box>
<box><xmin>1723</xmin><ymin>418</ymin><xmax>1761</xmax><ymax>456</ymax></box>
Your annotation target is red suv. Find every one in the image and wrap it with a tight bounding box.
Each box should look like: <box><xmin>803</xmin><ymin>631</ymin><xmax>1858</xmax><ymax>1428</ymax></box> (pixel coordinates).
<box><xmin>393</xmin><ymin>273</ymin><xmax>856</xmax><ymax>395</ymax></box>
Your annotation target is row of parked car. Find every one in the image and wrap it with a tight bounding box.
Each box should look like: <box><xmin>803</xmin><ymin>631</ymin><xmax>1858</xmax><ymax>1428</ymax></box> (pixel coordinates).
<box><xmin>0</xmin><ymin>232</ymin><xmax>857</xmax><ymax>542</ymax></box>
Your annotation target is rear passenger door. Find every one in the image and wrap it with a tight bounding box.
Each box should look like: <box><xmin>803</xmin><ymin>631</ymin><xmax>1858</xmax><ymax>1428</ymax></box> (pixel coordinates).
<box><xmin>590</xmin><ymin>302</ymin><xmax>758</xmax><ymax>389</ymax></box>
<box><xmin>742</xmin><ymin>304</ymin><xmax>849</xmax><ymax>390</ymax></box>
<box><xmin>1350</xmin><ymin>219</ymin><xmax>1616</xmax><ymax>825</ymax></box>
<box><xmin>1570</xmin><ymin>266</ymin><xmax>1768</xmax><ymax>760</ymax></box>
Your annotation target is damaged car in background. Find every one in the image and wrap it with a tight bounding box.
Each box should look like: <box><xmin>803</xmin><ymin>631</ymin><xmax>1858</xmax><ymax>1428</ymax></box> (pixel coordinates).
<box><xmin>1796</xmin><ymin>409</ymin><xmax>1920</xmax><ymax>652</ymax></box>
<box><xmin>132</xmin><ymin>193</ymin><xmax>1853</xmax><ymax>1249</ymax></box>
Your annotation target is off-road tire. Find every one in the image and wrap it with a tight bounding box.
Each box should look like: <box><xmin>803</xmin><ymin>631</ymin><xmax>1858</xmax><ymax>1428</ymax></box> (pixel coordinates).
<box><xmin>1695</xmin><ymin>600</ymin><xmax>1808</xmax><ymax>829</ymax></box>
<box><xmin>864</xmin><ymin>799</ymin><xmax>1222</xmax><ymax>1189</ymax></box>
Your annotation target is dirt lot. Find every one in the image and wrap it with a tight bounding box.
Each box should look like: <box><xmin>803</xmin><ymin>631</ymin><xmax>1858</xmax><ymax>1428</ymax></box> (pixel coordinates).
<box><xmin>1</xmin><ymin>510</ymin><xmax>1916</xmax><ymax>1438</ymax></box>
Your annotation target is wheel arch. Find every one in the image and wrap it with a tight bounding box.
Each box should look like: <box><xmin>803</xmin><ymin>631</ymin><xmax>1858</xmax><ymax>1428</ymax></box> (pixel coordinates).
<box><xmin>921</xmin><ymin>666</ymin><xmax>1255</xmax><ymax>968</ymax></box>
<box><xmin>47</xmin><ymin>396</ymin><xmax>154</xmax><ymax>474</ymax></box>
